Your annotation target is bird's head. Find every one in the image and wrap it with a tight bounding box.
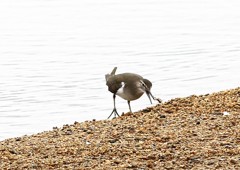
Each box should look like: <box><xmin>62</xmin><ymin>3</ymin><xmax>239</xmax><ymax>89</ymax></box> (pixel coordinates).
<box><xmin>105</xmin><ymin>67</ymin><xmax>117</xmax><ymax>83</ymax></box>
<box><xmin>140</xmin><ymin>79</ymin><xmax>153</xmax><ymax>104</ymax></box>
<box><xmin>142</xmin><ymin>79</ymin><xmax>152</xmax><ymax>90</ymax></box>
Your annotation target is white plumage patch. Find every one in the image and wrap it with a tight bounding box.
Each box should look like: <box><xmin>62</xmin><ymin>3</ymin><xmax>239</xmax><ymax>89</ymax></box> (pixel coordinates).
<box><xmin>116</xmin><ymin>82</ymin><xmax>128</xmax><ymax>100</ymax></box>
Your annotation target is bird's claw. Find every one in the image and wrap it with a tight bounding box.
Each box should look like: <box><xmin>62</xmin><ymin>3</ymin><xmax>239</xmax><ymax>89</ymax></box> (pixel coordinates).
<box><xmin>151</xmin><ymin>95</ymin><xmax>162</xmax><ymax>104</ymax></box>
<box><xmin>108</xmin><ymin>108</ymin><xmax>120</xmax><ymax>119</ymax></box>
<box><xmin>156</xmin><ymin>98</ymin><xmax>162</xmax><ymax>103</ymax></box>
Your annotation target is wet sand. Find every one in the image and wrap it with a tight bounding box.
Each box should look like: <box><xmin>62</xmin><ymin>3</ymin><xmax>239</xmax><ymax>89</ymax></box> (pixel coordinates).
<box><xmin>1</xmin><ymin>87</ymin><xmax>240</xmax><ymax>169</ymax></box>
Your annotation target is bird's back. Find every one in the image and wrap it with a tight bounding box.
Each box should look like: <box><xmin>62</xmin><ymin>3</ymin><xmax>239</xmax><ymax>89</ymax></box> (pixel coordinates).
<box><xmin>107</xmin><ymin>73</ymin><xmax>146</xmax><ymax>100</ymax></box>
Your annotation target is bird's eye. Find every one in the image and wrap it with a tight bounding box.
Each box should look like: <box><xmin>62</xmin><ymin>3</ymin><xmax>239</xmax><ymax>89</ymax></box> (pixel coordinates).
<box><xmin>140</xmin><ymin>80</ymin><xmax>148</xmax><ymax>89</ymax></box>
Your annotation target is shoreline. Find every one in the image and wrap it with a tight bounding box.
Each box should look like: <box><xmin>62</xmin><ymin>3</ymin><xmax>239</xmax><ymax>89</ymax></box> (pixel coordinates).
<box><xmin>1</xmin><ymin>87</ymin><xmax>240</xmax><ymax>169</ymax></box>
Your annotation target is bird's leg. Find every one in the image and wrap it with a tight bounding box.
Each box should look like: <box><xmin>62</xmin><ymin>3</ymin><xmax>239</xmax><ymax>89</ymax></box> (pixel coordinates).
<box><xmin>141</xmin><ymin>80</ymin><xmax>162</xmax><ymax>104</ymax></box>
<box><xmin>127</xmin><ymin>101</ymin><xmax>132</xmax><ymax>113</ymax></box>
<box><xmin>147</xmin><ymin>91</ymin><xmax>162</xmax><ymax>103</ymax></box>
<box><xmin>108</xmin><ymin>94</ymin><xmax>120</xmax><ymax>119</ymax></box>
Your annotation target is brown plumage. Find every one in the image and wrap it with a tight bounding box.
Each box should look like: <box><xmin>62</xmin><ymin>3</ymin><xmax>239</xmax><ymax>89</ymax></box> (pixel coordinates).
<box><xmin>105</xmin><ymin>67</ymin><xmax>161</xmax><ymax>119</ymax></box>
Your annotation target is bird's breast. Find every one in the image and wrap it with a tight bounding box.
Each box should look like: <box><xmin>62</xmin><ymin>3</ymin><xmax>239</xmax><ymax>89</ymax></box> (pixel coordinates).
<box><xmin>116</xmin><ymin>82</ymin><xmax>145</xmax><ymax>101</ymax></box>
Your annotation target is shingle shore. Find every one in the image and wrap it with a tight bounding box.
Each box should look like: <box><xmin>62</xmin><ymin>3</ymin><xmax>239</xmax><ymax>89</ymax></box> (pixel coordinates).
<box><xmin>0</xmin><ymin>87</ymin><xmax>240</xmax><ymax>169</ymax></box>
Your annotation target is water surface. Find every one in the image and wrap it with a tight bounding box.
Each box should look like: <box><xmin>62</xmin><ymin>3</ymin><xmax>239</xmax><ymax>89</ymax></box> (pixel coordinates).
<box><xmin>0</xmin><ymin>0</ymin><xmax>240</xmax><ymax>140</ymax></box>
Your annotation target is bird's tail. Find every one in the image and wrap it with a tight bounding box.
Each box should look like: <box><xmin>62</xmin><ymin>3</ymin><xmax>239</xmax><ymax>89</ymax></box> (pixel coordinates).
<box><xmin>105</xmin><ymin>67</ymin><xmax>117</xmax><ymax>82</ymax></box>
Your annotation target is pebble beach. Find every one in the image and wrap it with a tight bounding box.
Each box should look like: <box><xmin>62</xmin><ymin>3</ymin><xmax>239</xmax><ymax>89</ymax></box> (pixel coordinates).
<box><xmin>0</xmin><ymin>87</ymin><xmax>240</xmax><ymax>169</ymax></box>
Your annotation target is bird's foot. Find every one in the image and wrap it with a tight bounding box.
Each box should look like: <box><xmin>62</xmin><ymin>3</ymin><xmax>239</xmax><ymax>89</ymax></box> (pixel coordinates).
<box><xmin>155</xmin><ymin>98</ymin><xmax>162</xmax><ymax>103</ymax></box>
<box><xmin>151</xmin><ymin>96</ymin><xmax>162</xmax><ymax>103</ymax></box>
<box><xmin>107</xmin><ymin>108</ymin><xmax>120</xmax><ymax>119</ymax></box>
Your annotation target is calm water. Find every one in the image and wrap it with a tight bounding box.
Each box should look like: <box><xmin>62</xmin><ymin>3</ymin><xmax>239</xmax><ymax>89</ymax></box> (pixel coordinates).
<box><xmin>0</xmin><ymin>0</ymin><xmax>240</xmax><ymax>140</ymax></box>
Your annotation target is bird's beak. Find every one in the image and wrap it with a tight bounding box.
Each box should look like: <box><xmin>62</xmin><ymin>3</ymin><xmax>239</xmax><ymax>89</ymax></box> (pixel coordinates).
<box><xmin>146</xmin><ymin>91</ymin><xmax>153</xmax><ymax>104</ymax></box>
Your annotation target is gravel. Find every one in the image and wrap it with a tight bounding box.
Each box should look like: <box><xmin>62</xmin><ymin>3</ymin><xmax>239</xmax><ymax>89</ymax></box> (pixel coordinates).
<box><xmin>1</xmin><ymin>87</ymin><xmax>240</xmax><ymax>169</ymax></box>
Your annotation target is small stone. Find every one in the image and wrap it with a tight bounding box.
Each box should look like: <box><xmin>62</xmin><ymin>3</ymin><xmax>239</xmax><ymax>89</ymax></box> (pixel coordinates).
<box><xmin>160</xmin><ymin>115</ymin><xmax>166</xmax><ymax>118</ymax></box>
<box><xmin>230</xmin><ymin>159</ymin><xmax>237</xmax><ymax>164</ymax></box>
<box><xmin>165</xmin><ymin>109</ymin><xmax>173</xmax><ymax>113</ymax></box>
<box><xmin>74</xmin><ymin>121</ymin><xmax>79</xmax><ymax>125</ymax></box>
<box><xmin>109</xmin><ymin>139</ymin><xmax>118</xmax><ymax>143</ymax></box>
<box><xmin>65</xmin><ymin>129</ymin><xmax>73</xmax><ymax>135</ymax></box>
<box><xmin>15</xmin><ymin>137</ymin><xmax>21</xmax><ymax>141</ymax></box>
<box><xmin>142</xmin><ymin>108</ymin><xmax>151</xmax><ymax>113</ymax></box>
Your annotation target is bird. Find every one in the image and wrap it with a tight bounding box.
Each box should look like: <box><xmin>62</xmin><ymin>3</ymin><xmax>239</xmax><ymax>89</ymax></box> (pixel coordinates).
<box><xmin>105</xmin><ymin>67</ymin><xmax>162</xmax><ymax>119</ymax></box>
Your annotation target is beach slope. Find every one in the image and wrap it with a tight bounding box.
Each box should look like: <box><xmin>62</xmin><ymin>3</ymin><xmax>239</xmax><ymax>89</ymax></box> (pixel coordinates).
<box><xmin>1</xmin><ymin>88</ymin><xmax>240</xmax><ymax>169</ymax></box>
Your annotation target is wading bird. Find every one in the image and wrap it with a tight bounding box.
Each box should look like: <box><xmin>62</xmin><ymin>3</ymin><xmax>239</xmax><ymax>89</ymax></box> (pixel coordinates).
<box><xmin>105</xmin><ymin>67</ymin><xmax>161</xmax><ymax>118</ymax></box>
